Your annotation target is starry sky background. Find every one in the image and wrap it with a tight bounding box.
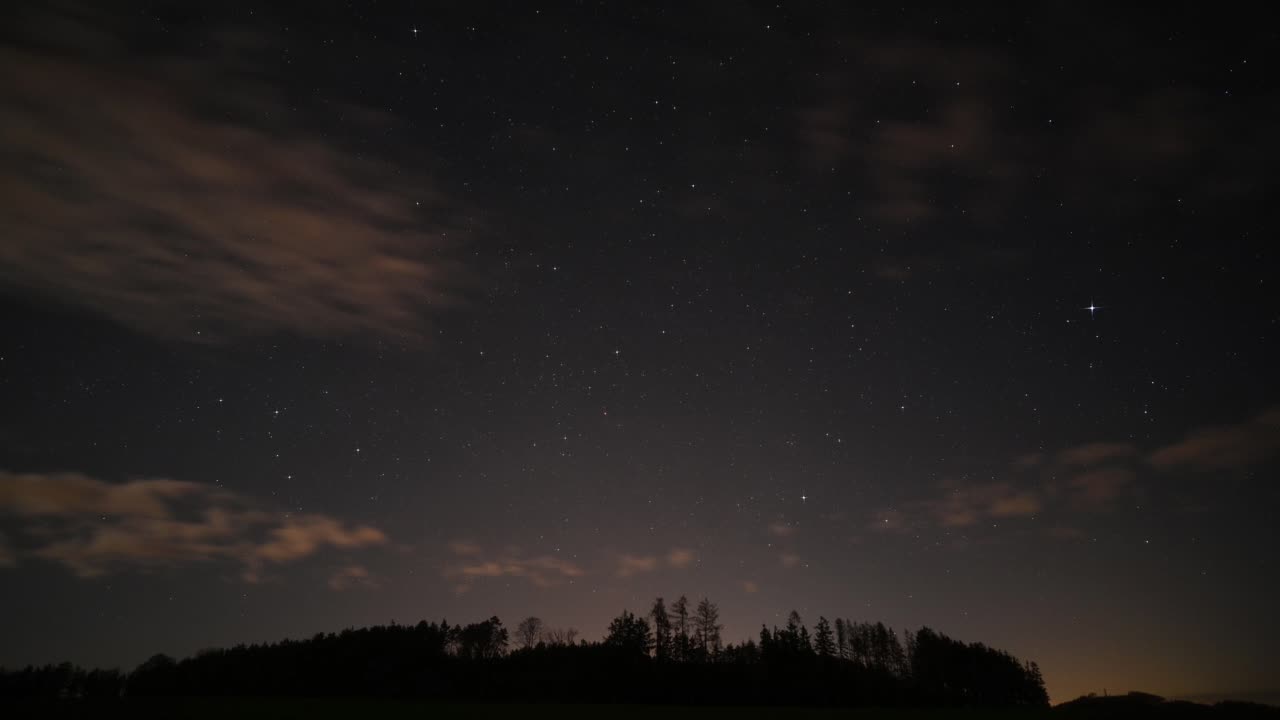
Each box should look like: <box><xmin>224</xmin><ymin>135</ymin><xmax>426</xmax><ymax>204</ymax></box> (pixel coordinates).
<box><xmin>1</xmin><ymin>1</ymin><xmax>1278</xmax><ymax>705</ymax></box>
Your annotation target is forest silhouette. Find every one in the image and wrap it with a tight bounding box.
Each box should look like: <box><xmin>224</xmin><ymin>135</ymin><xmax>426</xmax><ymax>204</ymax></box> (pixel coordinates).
<box><xmin>1</xmin><ymin>595</ymin><xmax>1055</xmax><ymax>708</ymax></box>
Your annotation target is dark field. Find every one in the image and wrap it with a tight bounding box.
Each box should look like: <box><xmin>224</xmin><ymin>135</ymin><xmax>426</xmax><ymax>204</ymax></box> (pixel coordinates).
<box><xmin>7</xmin><ymin>700</ymin><xmax>1049</xmax><ymax>720</ymax></box>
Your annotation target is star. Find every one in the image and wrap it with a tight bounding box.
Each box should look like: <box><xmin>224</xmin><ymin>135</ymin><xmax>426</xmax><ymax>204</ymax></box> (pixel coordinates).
<box><xmin>1084</xmin><ymin>302</ymin><xmax>1101</xmax><ymax>317</ymax></box>
<box><xmin>411</xmin><ymin>26</ymin><xmax>419</xmax><ymax>36</ymax></box>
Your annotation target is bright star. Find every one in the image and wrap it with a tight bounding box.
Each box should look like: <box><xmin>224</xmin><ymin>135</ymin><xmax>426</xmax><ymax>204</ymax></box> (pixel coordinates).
<box><xmin>1084</xmin><ymin>302</ymin><xmax>1101</xmax><ymax>317</ymax></box>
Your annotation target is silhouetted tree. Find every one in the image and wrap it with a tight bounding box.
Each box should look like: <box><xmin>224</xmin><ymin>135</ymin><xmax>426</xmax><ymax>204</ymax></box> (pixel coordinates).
<box><xmin>650</xmin><ymin>597</ymin><xmax>673</xmax><ymax>661</ymax></box>
<box><xmin>784</xmin><ymin>610</ymin><xmax>805</xmax><ymax>652</ymax></box>
<box><xmin>835</xmin><ymin>617</ymin><xmax>849</xmax><ymax>660</ymax></box>
<box><xmin>458</xmin><ymin>616</ymin><xmax>508</xmax><ymax>659</ymax></box>
<box><xmin>515</xmin><ymin>616</ymin><xmax>543</xmax><ymax>650</ymax></box>
<box><xmin>814</xmin><ymin>616</ymin><xmax>835</xmax><ymax>658</ymax></box>
<box><xmin>604</xmin><ymin>610</ymin><xmax>653</xmax><ymax>658</ymax></box>
<box><xmin>694</xmin><ymin>597</ymin><xmax>723</xmax><ymax>659</ymax></box>
<box><xmin>671</xmin><ymin>595</ymin><xmax>691</xmax><ymax>662</ymax></box>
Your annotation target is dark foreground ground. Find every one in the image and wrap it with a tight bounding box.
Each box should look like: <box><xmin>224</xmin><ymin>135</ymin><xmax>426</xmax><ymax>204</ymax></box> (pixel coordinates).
<box><xmin>4</xmin><ymin>697</ymin><xmax>1277</xmax><ymax>720</ymax></box>
<box><xmin>1</xmin><ymin>700</ymin><xmax>1046</xmax><ymax>720</ymax></box>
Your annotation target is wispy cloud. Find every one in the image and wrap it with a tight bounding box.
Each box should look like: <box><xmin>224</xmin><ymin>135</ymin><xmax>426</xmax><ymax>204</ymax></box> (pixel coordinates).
<box><xmin>614</xmin><ymin>547</ymin><xmax>696</xmax><ymax>577</ymax></box>
<box><xmin>876</xmin><ymin>408</ymin><xmax>1280</xmax><ymax>536</ymax></box>
<box><xmin>767</xmin><ymin>522</ymin><xmax>794</xmax><ymax>538</ymax></box>
<box><xmin>666</xmin><ymin>547</ymin><xmax>696</xmax><ymax>569</ymax></box>
<box><xmin>1149</xmin><ymin>408</ymin><xmax>1280</xmax><ymax>472</ymax></box>
<box><xmin>797</xmin><ymin>29</ymin><xmax>1273</xmax><ymax>227</ymax></box>
<box><xmin>616</xmin><ymin>554</ymin><xmax>659</xmax><ymax>578</ymax></box>
<box><xmin>447</xmin><ymin>540</ymin><xmax>483</xmax><ymax>557</ymax></box>
<box><xmin>1056</xmin><ymin>442</ymin><xmax>1139</xmax><ymax>467</ymax></box>
<box><xmin>798</xmin><ymin>42</ymin><xmax>1015</xmax><ymax>224</ymax></box>
<box><xmin>0</xmin><ymin>470</ymin><xmax>388</xmax><ymax>580</ymax></box>
<box><xmin>328</xmin><ymin>565</ymin><xmax>377</xmax><ymax>591</ymax></box>
<box><xmin>445</xmin><ymin>541</ymin><xmax>585</xmax><ymax>593</ymax></box>
<box><xmin>1067</xmin><ymin>468</ymin><xmax>1136</xmax><ymax>507</ymax></box>
<box><xmin>0</xmin><ymin>9</ymin><xmax>466</xmax><ymax>343</ymax></box>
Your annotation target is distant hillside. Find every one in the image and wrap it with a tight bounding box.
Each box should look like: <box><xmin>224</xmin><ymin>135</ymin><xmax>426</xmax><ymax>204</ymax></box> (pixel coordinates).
<box><xmin>1055</xmin><ymin>691</ymin><xmax>1279</xmax><ymax>718</ymax></box>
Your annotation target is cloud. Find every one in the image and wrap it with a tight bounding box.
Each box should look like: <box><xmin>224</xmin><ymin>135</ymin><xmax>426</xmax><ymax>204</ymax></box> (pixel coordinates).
<box><xmin>666</xmin><ymin>547</ymin><xmax>696</xmax><ymax>569</ymax></box>
<box><xmin>1067</xmin><ymin>468</ymin><xmax>1136</xmax><ymax>507</ymax></box>
<box><xmin>447</xmin><ymin>540</ymin><xmax>483</xmax><ymax>557</ymax></box>
<box><xmin>614</xmin><ymin>547</ymin><xmax>695</xmax><ymax>577</ymax></box>
<box><xmin>742</xmin><ymin>580</ymin><xmax>759</xmax><ymax>594</ymax></box>
<box><xmin>616</xmin><ymin>554</ymin><xmax>659</xmax><ymax>578</ymax></box>
<box><xmin>1056</xmin><ymin>442</ymin><xmax>1139</xmax><ymax>467</ymax></box>
<box><xmin>798</xmin><ymin>41</ymin><xmax>1017</xmax><ymax>224</ymax></box>
<box><xmin>797</xmin><ymin>26</ymin><xmax>1273</xmax><ymax>228</ymax></box>
<box><xmin>445</xmin><ymin>542</ymin><xmax>585</xmax><ymax>591</ymax></box>
<box><xmin>779</xmin><ymin>553</ymin><xmax>802</xmax><ymax>569</ymax></box>
<box><xmin>0</xmin><ymin>533</ymin><xmax>14</xmax><ymax>568</ymax></box>
<box><xmin>931</xmin><ymin>481</ymin><xmax>1042</xmax><ymax>528</ymax></box>
<box><xmin>328</xmin><ymin>565</ymin><xmax>377</xmax><ymax>591</ymax></box>
<box><xmin>255</xmin><ymin>517</ymin><xmax>387</xmax><ymax>564</ymax></box>
<box><xmin>0</xmin><ymin>9</ymin><xmax>465</xmax><ymax>343</ymax></box>
<box><xmin>0</xmin><ymin>470</ymin><xmax>387</xmax><ymax>579</ymax></box>
<box><xmin>988</xmin><ymin>492</ymin><xmax>1043</xmax><ymax>518</ymax></box>
<box><xmin>870</xmin><ymin>480</ymin><xmax>1043</xmax><ymax>535</ymax></box>
<box><xmin>1149</xmin><ymin>408</ymin><xmax>1280</xmax><ymax>472</ymax></box>
<box><xmin>767</xmin><ymin>522</ymin><xmax>794</xmax><ymax>538</ymax></box>
<box><xmin>872</xmin><ymin>407</ymin><xmax>1279</xmax><ymax>536</ymax></box>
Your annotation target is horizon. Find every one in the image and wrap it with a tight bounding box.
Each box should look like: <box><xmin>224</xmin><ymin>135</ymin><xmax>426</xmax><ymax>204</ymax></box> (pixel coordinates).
<box><xmin>3</xmin><ymin>594</ymin><xmax>1272</xmax><ymax>705</ymax></box>
<box><xmin>1</xmin><ymin>0</ymin><xmax>1276</xmax><ymax>709</ymax></box>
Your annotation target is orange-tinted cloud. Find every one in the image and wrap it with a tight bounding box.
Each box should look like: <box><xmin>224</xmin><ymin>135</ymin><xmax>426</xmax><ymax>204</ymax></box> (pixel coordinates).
<box><xmin>666</xmin><ymin>547</ymin><xmax>696</xmax><ymax>569</ymax></box>
<box><xmin>1068</xmin><ymin>468</ymin><xmax>1136</xmax><ymax>507</ymax></box>
<box><xmin>1149</xmin><ymin>408</ymin><xmax>1280</xmax><ymax>472</ymax></box>
<box><xmin>616</xmin><ymin>554</ymin><xmax>659</xmax><ymax>577</ymax></box>
<box><xmin>0</xmin><ymin>470</ymin><xmax>387</xmax><ymax>579</ymax></box>
<box><xmin>0</xmin><ymin>12</ymin><xmax>465</xmax><ymax>343</ymax></box>
<box><xmin>613</xmin><ymin>547</ymin><xmax>696</xmax><ymax>577</ymax></box>
<box><xmin>445</xmin><ymin>542</ymin><xmax>585</xmax><ymax>592</ymax></box>
<box><xmin>255</xmin><ymin>517</ymin><xmax>387</xmax><ymax>564</ymax></box>
<box><xmin>932</xmin><ymin>482</ymin><xmax>1042</xmax><ymax>527</ymax></box>
<box><xmin>989</xmin><ymin>492</ymin><xmax>1043</xmax><ymax>518</ymax></box>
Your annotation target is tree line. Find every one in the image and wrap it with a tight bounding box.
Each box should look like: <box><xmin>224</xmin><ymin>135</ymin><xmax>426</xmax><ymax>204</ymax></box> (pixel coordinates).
<box><xmin>1</xmin><ymin>594</ymin><xmax>1048</xmax><ymax>708</ymax></box>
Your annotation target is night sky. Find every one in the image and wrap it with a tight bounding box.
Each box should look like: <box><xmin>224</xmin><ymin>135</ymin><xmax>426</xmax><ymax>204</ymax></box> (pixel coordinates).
<box><xmin>1</xmin><ymin>1</ymin><xmax>1277</xmax><ymax>705</ymax></box>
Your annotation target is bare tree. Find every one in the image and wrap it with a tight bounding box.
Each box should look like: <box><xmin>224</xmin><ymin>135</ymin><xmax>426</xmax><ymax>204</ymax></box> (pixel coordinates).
<box><xmin>515</xmin><ymin>616</ymin><xmax>544</xmax><ymax>649</ymax></box>
<box><xmin>542</xmin><ymin>626</ymin><xmax>579</xmax><ymax>646</ymax></box>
